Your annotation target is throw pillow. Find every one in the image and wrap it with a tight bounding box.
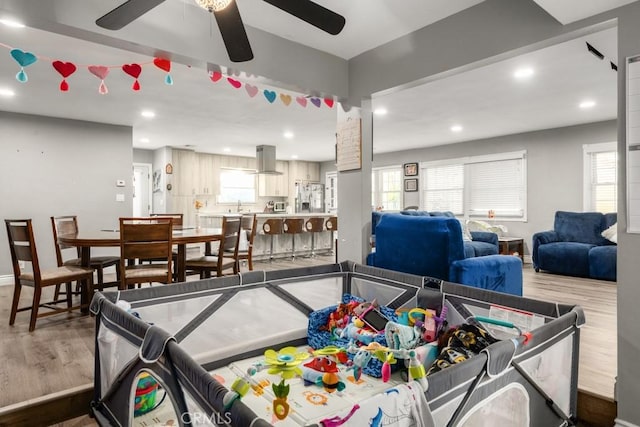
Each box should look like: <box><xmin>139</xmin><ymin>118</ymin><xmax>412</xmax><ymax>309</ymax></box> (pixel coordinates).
<box><xmin>601</xmin><ymin>222</ymin><xmax>617</xmax><ymax>243</ymax></box>
<box><xmin>458</xmin><ymin>219</ymin><xmax>473</xmax><ymax>241</ymax></box>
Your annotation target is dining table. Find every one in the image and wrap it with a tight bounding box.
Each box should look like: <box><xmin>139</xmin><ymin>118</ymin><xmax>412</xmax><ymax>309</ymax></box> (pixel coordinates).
<box><xmin>57</xmin><ymin>227</ymin><xmax>223</xmax><ymax>310</ymax></box>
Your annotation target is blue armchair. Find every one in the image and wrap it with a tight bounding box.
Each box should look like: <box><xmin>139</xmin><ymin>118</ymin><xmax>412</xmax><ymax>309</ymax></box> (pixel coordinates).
<box><xmin>367</xmin><ymin>214</ymin><xmax>522</xmax><ymax>296</ymax></box>
<box><xmin>532</xmin><ymin>211</ymin><xmax>617</xmax><ymax>281</ymax></box>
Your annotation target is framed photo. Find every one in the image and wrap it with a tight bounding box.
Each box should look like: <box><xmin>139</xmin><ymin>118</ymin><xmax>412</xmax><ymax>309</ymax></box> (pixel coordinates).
<box><xmin>404</xmin><ymin>162</ymin><xmax>418</xmax><ymax>176</ymax></box>
<box><xmin>404</xmin><ymin>178</ymin><xmax>418</xmax><ymax>192</ymax></box>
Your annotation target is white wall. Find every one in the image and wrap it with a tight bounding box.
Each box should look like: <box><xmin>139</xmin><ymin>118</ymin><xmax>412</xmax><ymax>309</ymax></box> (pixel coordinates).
<box><xmin>0</xmin><ymin>111</ymin><xmax>133</xmax><ymax>276</ymax></box>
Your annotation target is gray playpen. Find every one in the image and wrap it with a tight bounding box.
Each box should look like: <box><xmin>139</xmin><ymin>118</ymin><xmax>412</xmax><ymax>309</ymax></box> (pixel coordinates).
<box><xmin>89</xmin><ymin>261</ymin><xmax>583</xmax><ymax>426</ymax></box>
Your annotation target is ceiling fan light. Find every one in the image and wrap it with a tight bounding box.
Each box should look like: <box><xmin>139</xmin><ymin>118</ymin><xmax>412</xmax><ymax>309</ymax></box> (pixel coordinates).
<box><xmin>195</xmin><ymin>0</ymin><xmax>232</xmax><ymax>12</ymax></box>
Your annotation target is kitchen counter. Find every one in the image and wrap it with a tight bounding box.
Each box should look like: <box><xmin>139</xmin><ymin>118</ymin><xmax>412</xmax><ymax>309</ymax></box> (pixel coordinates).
<box><xmin>198</xmin><ymin>212</ymin><xmax>334</xmax><ymax>218</ymax></box>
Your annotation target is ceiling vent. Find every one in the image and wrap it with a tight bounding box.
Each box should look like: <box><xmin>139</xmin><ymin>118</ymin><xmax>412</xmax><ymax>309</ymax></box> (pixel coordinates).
<box><xmin>256</xmin><ymin>145</ymin><xmax>282</xmax><ymax>175</ymax></box>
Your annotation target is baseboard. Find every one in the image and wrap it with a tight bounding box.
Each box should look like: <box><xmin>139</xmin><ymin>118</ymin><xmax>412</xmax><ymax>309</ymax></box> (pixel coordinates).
<box><xmin>0</xmin><ymin>275</ymin><xmax>13</xmax><ymax>286</ymax></box>
<box><xmin>615</xmin><ymin>419</ymin><xmax>640</xmax><ymax>427</ymax></box>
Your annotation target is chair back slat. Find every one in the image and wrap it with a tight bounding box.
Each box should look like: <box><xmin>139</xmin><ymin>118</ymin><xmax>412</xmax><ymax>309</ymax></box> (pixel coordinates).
<box><xmin>51</xmin><ymin>216</ymin><xmax>80</xmax><ymax>264</ymax></box>
<box><xmin>150</xmin><ymin>213</ymin><xmax>183</xmax><ymax>226</ymax></box>
<box><xmin>14</xmin><ymin>245</ymin><xmax>34</xmax><ymax>262</ymax></box>
<box><xmin>7</xmin><ymin>222</ymin><xmax>30</xmax><ymax>243</ymax></box>
<box><xmin>5</xmin><ymin>219</ymin><xmax>41</xmax><ymax>279</ymax></box>
<box><xmin>220</xmin><ymin>217</ymin><xmax>241</xmax><ymax>253</ymax></box>
<box><xmin>125</xmin><ymin>242</ymin><xmax>173</xmax><ymax>260</ymax></box>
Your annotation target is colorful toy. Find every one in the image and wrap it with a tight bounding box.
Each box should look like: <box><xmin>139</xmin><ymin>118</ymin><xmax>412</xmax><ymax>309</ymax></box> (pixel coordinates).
<box><xmin>272</xmin><ymin>380</ymin><xmax>290</xmax><ymax>420</ymax></box>
<box><xmin>134</xmin><ymin>373</ymin><xmax>160</xmax><ymax>417</ymax></box>
<box><xmin>303</xmin><ymin>357</ymin><xmax>346</xmax><ymax>393</ymax></box>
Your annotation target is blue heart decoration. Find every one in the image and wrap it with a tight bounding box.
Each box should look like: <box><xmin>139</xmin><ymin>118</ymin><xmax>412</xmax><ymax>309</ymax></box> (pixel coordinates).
<box><xmin>263</xmin><ymin>90</ymin><xmax>277</xmax><ymax>103</ymax></box>
<box><xmin>10</xmin><ymin>49</ymin><xmax>37</xmax><ymax>67</ymax></box>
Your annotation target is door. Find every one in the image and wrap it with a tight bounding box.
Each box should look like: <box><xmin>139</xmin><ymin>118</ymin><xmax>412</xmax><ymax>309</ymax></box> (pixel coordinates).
<box><xmin>133</xmin><ymin>163</ymin><xmax>152</xmax><ymax>216</ymax></box>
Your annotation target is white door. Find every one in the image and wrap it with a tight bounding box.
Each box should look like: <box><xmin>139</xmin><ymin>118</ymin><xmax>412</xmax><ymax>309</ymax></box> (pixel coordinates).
<box><xmin>133</xmin><ymin>163</ymin><xmax>152</xmax><ymax>216</ymax></box>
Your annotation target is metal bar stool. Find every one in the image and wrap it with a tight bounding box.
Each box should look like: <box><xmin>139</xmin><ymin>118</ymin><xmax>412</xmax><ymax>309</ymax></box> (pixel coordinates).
<box><xmin>262</xmin><ymin>218</ymin><xmax>283</xmax><ymax>261</ymax></box>
<box><xmin>283</xmin><ymin>218</ymin><xmax>305</xmax><ymax>259</ymax></box>
<box><xmin>305</xmin><ymin>217</ymin><xmax>325</xmax><ymax>257</ymax></box>
<box><xmin>325</xmin><ymin>216</ymin><xmax>338</xmax><ymax>256</ymax></box>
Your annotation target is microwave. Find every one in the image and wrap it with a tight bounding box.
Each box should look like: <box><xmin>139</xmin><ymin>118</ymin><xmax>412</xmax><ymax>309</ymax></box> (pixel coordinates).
<box><xmin>273</xmin><ymin>201</ymin><xmax>286</xmax><ymax>212</ymax></box>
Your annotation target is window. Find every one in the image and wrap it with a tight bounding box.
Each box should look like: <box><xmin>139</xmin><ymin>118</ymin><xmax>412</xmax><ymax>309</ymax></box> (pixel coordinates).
<box><xmin>372</xmin><ymin>166</ymin><xmax>402</xmax><ymax>211</ymax></box>
<box><xmin>584</xmin><ymin>142</ymin><xmax>617</xmax><ymax>213</ymax></box>
<box><xmin>421</xmin><ymin>151</ymin><xmax>527</xmax><ymax>220</ymax></box>
<box><xmin>326</xmin><ymin>171</ymin><xmax>338</xmax><ymax>213</ymax></box>
<box><xmin>218</xmin><ymin>168</ymin><xmax>256</xmax><ymax>203</ymax></box>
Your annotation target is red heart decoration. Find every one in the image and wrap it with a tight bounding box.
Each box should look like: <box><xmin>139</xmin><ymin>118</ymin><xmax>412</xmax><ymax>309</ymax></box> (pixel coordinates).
<box><xmin>324</xmin><ymin>98</ymin><xmax>334</xmax><ymax>108</ymax></box>
<box><xmin>52</xmin><ymin>61</ymin><xmax>76</xmax><ymax>78</ymax></box>
<box><xmin>122</xmin><ymin>63</ymin><xmax>142</xmax><ymax>79</ymax></box>
<box><xmin>88</xmin><ymin>65</ymin><xmax>109</xmax><ymax>80</ymax></box>
<box><xmin>227</xmin><ymin>78</ymin><xmax>242</xmax><ymax>89</ymax></box>
<box><xmin>153</xmin><ymin>57</ymin><xmax>171</xmax><ymax>73</ymax></box>
<box><xmin>209</xmin><ymin>71</ymin><xmax>223</xmax><ymax>82</ymax></box>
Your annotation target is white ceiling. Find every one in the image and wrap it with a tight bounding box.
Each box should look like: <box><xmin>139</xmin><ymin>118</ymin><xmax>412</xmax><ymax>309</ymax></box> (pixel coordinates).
<box><xmin>0</xmin><ymin>1</ymin><xmax>624</xmax><ymax>162</ymax></box>
<box><xmin>532</xmin><ymin>0</ymin><xmax>638</xmax><ymax>25</ymax></box>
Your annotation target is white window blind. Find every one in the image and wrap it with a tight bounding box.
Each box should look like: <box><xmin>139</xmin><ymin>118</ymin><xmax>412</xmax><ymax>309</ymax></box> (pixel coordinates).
<box><xmin>219</xmin><ymin>169</ymin><xmax>256</xmax><ymax>203</ymax></box>
<box><xmin>372</xmin><ymin>166</ymin><xmax>402</xmax><ymax>211</ymax></box>
<box><xmin>584</xmin><ymin>143</ymin><xmax>617</xmax><ymax>213</ymax></box>
<box><xmin>421</xmin><ymin>151</ymin><xmax>527</xmax><ymax>220</ymax></box>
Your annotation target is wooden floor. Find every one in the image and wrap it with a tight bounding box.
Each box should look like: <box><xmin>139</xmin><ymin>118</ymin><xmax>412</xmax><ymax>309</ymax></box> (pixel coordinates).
<box><xmin>0</xmin><ymin>258</ymin><xmax>616</xmax><ymax>425</ymax></box>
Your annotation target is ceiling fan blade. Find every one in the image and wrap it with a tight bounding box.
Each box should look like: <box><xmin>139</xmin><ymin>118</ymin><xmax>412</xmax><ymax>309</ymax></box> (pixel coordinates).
<box><xmin>213</xmin><ymin>1</ymin><xmax>254</xmax><ymax>62</ymax></box>
<box><xmin>263</xmin><ymin>0</ymin><xmax>345</xmax><ymax>35</ymax></box>
<box><xmin>96</xmin><ymin>0</ymin><xmax>166</xmax><ymax>30</ymax></box>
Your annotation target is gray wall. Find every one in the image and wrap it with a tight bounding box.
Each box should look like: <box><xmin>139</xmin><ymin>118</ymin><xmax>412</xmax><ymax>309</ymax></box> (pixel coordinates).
<box><xmin>323</xmin><ymin>120</ymin><xmax>617</xmax><ymax>259</ymax></box>
<box><xmin>0</xmin><ymin>111</ymin><xmax>133</xmax><ymax>276</ymax></box>
<box><xmin>133</xmin><ymin>148</ymin><xmax>154</xmax><ymax>164</ymax></box>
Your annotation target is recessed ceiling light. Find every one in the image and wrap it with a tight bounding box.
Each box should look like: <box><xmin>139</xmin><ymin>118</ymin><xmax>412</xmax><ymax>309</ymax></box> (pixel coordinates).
<box><xmin>0</xmin><ymin>18</ymin><xmax>25</xmax><ymax>28</ymax></box>
<box><xmin>514</xmin><ymin>67</ymin><xmax>534</xmax><ymax>80</ymax></box>
<box><xmin>0</xmin><ymin>88</ymin><xmax>15</xmax><ymax>98</ymax></box>
<box><xmin>140</xmin><ymin>138</ymin><xmax>150</xmax><ymax>143</ymax></box>
<box><xmin>291</xmin><ymin>154</ymin><xmax>299</xmax><ymax>159</ymax></box>
<box><xmin>223</xmin><ymin>147</ymin><xmax>231</xmax><ymax>152</ymax></box>
<box><xmin>283</xmin><ymin>131</ymin><xmax>294</xmax><ymax>139</ymax></box>
<box><xmin>141</xmin><ymin>110</ymin><xmax>156</xmax><ymax>118</ymax></box>
<box><xmin>450</xmin><ymin>125</ymin><xmax>463</xmax><ymax>133</ymax></box>
<box><xmin>579</xmin><ymin>100</ymin><xmax>596</xmax><ymax>109</ymax></box>
<box><xmin>374</xmin><ymin>107</ymin><xmax>388</xmax><ymax>116</ymax></box>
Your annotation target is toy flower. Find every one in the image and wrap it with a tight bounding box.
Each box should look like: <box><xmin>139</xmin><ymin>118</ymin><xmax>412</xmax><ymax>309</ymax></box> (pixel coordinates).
<box><xmin>194</xmin><ymin>200</ymin><xmax>204</xmax><ymax>210</ymax></box>
<box><xmin>264</xmin><ymin>347</ymin><xmax>309</xmax><ymax>379</ymax></box>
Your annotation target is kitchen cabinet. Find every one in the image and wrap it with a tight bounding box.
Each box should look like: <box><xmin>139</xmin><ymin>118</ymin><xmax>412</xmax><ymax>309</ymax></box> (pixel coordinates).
<box><xmin>197</xmin><ymin>153</ymin><xmax>215</xmax><ymax>195</ymax></box>
<box><xmin>172</xmin><ymin>149</ymin><xmax>198</xmax><ymax>196</ymax></box>
<box><xmin>290</xmin><ymin>160</ymin><xmax>320</xmax><ymax>182</ymax></box>
<box><xmin>258</xmin><ymin>161</ymin><xmax>289</xmax><ymax>197</ymax></box>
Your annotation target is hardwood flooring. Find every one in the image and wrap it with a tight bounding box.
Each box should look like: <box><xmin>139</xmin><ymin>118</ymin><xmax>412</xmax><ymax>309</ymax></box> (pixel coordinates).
<box><xmin>0</xmin><ymin>257</ymin><xmax>616</xmax><ymax>426</ymax></box>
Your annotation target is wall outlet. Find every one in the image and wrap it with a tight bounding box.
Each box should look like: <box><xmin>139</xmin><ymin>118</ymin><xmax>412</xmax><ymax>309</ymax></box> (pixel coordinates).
<box><xmin>116</xmin><ymin>193</ymin><xmax>125</xmax><ymax>202</ymax></box>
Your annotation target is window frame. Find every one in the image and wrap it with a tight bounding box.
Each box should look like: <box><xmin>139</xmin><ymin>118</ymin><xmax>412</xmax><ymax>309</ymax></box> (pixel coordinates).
<box><xmin>371</xmin><ymin>165</ymin><xmax>403</xmax><ymax>211</ymax></box>
<box><xmin>218</xmin><ymin>167</ymin><xmax>257</xmax><ymax>204</ymax></box>
<box><xmin>583</xmin><ymin>141</ymin><xmax>617</xmax><ymax>213</ymax></box>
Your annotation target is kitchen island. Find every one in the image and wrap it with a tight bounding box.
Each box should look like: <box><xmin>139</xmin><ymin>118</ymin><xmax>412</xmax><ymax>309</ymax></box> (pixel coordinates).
<box><xmin>197</xmin><ymin>212</ymin><xmax>336</xmax><ymax>261</ymax></box>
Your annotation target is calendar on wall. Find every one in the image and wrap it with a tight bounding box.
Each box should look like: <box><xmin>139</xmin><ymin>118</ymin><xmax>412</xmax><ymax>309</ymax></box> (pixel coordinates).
<box><xmin>626</xmin><ymin>55</ymin><xmax>640</xmax><ymax>232</ymax></box>
<box><xmin>336</xmin><ymin>117</ymin><xmax>362</xmax><ymax>172</ymax></box>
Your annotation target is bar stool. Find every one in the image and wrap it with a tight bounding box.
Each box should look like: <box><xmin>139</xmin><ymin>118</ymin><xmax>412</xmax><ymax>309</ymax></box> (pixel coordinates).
<box><xmin>325</xmin><ymin>216</ymin><xmax>338</xmax><ymax>256</ymax></box>
<box><xmin>283</xmin><ymin>218</ymin><xmax>305</xmax><ymax>259</ymax></box>
<box><xmin>305</xmin><ymin>217</ymin><xmax>325</xmax><ymax>257</ymax></box>
<box><xmin>262</xmin><ymin>218</ymin><xmax>283</xmax><ymax>261</ymax></box>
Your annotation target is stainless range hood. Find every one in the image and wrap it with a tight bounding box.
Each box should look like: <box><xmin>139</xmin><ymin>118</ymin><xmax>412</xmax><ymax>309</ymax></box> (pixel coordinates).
<box><xmin>255</xmin><ymin>145</ymin><xmax>283</xmax><ymax>175</ymax></box>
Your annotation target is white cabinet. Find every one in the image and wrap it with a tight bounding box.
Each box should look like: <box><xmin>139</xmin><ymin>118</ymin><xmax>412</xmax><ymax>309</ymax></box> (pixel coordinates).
<box><xmin>197</xmin><ymin>153</ymin><xmax>215</xmax><ymax>195</ymax></box>
<box><xmin>290</xmin><ymin>160</ymin><xmax>320</xmax><ymax>182</ymax></box>
<box><xmin>172</xmin><ymin>149</ymin><xmax>198</xmax><ymax>196</ymax></box>
<box><xmin>258</xmin><ymin>161</ymin><xmax>289</xmax><ymax>197</ymax></box>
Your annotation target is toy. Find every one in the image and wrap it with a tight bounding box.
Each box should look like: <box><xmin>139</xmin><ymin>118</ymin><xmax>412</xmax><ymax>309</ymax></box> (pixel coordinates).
<box><xmin>337</xmin><ymin>322</ymin><xmax>375</xmax><ymax>345</ymax></box>
<box><xmin>303</xmin><ymin>357</ymin><xmax>346</xmax><ymax>393</ymax></box>
<box><xmin>320</xmin><ymin>301</ymin><xmax>359</xmax><ymax>332</ymax></box>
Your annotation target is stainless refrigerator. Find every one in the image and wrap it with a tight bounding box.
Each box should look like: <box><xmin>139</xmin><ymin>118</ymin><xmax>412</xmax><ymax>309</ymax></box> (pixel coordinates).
<box><xmin>295</xmin><ymin>183</ymin><xmax>325</xmax><ymax>213</ymax></box>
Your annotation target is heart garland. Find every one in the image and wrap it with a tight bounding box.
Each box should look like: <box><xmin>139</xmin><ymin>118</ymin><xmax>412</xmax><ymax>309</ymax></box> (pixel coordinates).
<box><xmin>153</xmin><ymin>57</ymin><xmax>173</xmax><ymax>85</ymax></box>
<box><xmin>280</xmin><ymin>94</ymin><xmax>292</xmax><ymax>106</ymax></box>
<box><xmin>52</xmin><ymin>60</ymin><xmax>77</xmax><ymax>91</ymax></box>
<box><xmin>88</xmin><ymin>65</ymin><xmax>110</xmax><ymax>95</ymax></box>
<box><xmin>245</xmin><ymin>84</ymin><xmax>259</xmax><ymax>98</ymax></box>
<box><xmin>209</xmin><ymin>71</ymin><xmax>223</xmax><ymax>82</ymax></box>
<box><xmin>122</xmin><ymin>63</ymin><xmax>142</xmax><ymax>91</ymax></box>
<box><xmin>10</xmin><ymin>49</ymin><xmax>37</xmax><ymax>83</ymax></box>
<box><xmin>263</xmin><ymin>90</ymin><xmax>276</xmax><ymax>103</ymax></box>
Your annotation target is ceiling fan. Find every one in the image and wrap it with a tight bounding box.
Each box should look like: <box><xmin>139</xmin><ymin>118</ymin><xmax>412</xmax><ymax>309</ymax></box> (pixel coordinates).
<box><xmin>96</xmin><ymin>0</ymin><xmax>346</xmax><ymax>63</ymax></box>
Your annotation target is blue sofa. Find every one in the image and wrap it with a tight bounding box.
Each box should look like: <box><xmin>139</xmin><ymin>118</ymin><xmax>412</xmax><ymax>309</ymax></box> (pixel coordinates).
<box><xmin>372</xmin><ymin>210</ymin><xmax>499</xmax><ymax>258</ymax></box>
<box><xmin>532</xmin><ymin>211</ymin><xmax>617</xmax><ymax>281</ymax></box>
<box><xmin>367</xmin><ymin>214</ymin><xmax>522</xmax><ymax>296</ymax></box>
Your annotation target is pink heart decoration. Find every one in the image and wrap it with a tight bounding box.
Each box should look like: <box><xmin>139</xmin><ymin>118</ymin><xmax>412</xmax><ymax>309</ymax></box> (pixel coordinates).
<box><xmin>324</xmin><ymin>98</ymin><xmax>334</xmax><ymax>108</ymax></box>
<box><xmin>88</xmin><ymin>65</ymin><xmax>109</xmax><ymax>80</ymax></box>
<box><xmin>280</xmin><ymin>94</ymin><xmax>292</xmax><ymax>106</ymax></box>
<box><xmin>122</xmin><ymin>63</ymin><xmax>142</xmax><ymax>79</ymax></box>
<box><xmin>227</xmin><ymin>78</ymin><xmax>242</xmax><ymax>89</ymax></box>
<box><xmin>296</xmin><ymin>96</ymin><xmax>308</xmax><ymax>108</ymax></box>
<box><xmin>153</xmin><ymin>57</ymin><xmax>171</xmax><ymax>72</ymax></box>
<box><xmin>245</xmin><ymin>84</ymin><xmax>259</xmax><ymax>98</ymax></box>
<box><xmin>310</xmin><ymin>98</ymin><xmax>322</xmax><ymax>108</ymax></box>
<box><xmin>209</xmin><ymin>71</ymin><xmax>223</xmax><ymax>82</ymax></box>
<box><xmin>52</xmin><ymin>61</ymin><xmax>77</xmax><ymax>78</ymax></box>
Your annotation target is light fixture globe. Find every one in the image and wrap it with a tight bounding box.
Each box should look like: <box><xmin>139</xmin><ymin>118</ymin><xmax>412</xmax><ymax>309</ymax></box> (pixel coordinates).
<box><xmin>195</xmin><ymin>0</ymin><xmax>232</xmax><ymax>12</ymax></box>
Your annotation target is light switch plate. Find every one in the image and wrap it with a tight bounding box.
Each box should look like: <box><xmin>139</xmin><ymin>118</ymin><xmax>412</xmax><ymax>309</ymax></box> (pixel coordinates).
<box><xmin>116</xmin><ymin>180</ymin><xmax>125</xmax><ymax>187</ymax></box>
<box><xmin>116</xmin><ymin>193</ymin><xmax>125</xmax><ymax>202</ymax></box>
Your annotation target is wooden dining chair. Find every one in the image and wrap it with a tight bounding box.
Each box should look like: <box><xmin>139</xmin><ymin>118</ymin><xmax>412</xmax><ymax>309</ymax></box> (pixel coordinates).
<box><xmin>147</xmin><ymin>213</ymin><xmax>183</xmax><ymax>278</ymax></box>
<box><xmin>235</xmin><ymin>213</ymin><xmax>257</xmax><ymax>271</ymax></box>
<box><xmin>185</xmin><ymin>216</ymin><xmax>241</xmax><ymax>278</ymax></box>
<box><xmin>51</xmin><ymin>215</ymin><xmax>120</xmax><ymax>294</ymax></box>
<box><xmin>5</xmin><ymin>219</ymin><xmax>94</xmax><ymax>332</ymax></box>
<box><xmin>119</xmin><ymin>217</ymin><xmax>173</xmax><ymax>290</ymax></box>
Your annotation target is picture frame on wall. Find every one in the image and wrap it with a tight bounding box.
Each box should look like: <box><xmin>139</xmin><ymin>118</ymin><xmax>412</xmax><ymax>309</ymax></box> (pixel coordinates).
<box><xmin>405</xmin><ymin>178</ymin><xmax>418</xmax><ymax>192</ymax></box>
<box><xmin>404</xmin><ymin>162</ymin><xmax>418</xmax><ymax>176</ymax></box>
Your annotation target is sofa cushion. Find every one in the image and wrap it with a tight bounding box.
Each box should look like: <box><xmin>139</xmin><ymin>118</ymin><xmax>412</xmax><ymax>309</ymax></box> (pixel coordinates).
<box><xmin>589</xmin><ymin>246</ymin><xmax>617</xmax><ymax>281</ymax></box>
<box><xmin>465</xmin><ymin>240</ymin><xmax>499</xmax><ymax>257</ymax></box>
<box><xmin>450</xmin><ymin>255</ymin><xmax>523</xmax><ymax>296</ymax></box>
<box><xmin>537</xmin><ymin>242</ymin><xmax>594</xmax><ymax>278</ymax></box>
<box><xmin>554</xmin><ymin>211</ymin><xmax>608</xmax><ymax>246</ymax></box>
<box><xmin>400</xmin><ymin>210</ymin><xmax>431</xmax><ymax>216</ymax></box>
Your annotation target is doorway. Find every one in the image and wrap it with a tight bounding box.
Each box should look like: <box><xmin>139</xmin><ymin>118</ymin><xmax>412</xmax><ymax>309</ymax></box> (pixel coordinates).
<box><xmin>133</xmin><ymin>163</ymin><xmax>152</xmax><ymax>216</ymax></box>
